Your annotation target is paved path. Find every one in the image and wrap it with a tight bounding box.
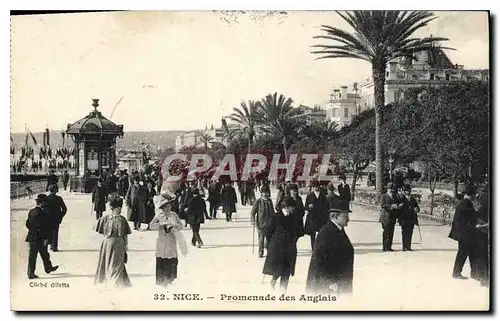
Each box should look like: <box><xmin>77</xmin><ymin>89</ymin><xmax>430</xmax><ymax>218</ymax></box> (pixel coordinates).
<box><xmin>10</xmin><ymin>189</ymin><xmax>488</xmax><ymax>311</ymax></box>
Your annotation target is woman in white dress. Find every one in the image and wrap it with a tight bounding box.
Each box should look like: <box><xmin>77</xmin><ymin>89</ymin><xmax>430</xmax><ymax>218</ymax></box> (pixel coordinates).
<box><xmin>149</xmin><ymin>193</ymin><xmax>188</xmax><ymax>287</ymax></box>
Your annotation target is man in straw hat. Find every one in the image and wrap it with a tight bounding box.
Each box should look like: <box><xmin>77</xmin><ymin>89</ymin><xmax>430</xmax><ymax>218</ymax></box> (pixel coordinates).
<box><xmin>306</xmin><ymin>200</ymin><xmax>353</xmax><ymax>295</ymax></box>
<box><xmin>25</xmin><ymin>194</ymin><xmax>59</xmax><ymax>279</ymax></box>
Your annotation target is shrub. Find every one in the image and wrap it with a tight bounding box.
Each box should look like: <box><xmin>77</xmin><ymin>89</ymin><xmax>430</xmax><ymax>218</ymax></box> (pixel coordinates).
<box><xmin>355</xmin><ymin>190</ymin><xmax>379</xmax><ymax>205</ymax></box>
<box><xmin>428</xmin><ymin>193</ymin><xmax>457</xmax><ymax>223</ymax></box>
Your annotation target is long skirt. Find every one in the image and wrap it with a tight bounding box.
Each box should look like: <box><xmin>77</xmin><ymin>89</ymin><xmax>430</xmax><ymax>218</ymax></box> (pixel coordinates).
<box><xmin>156</xmin><ymin>257</ymin><xmax>178</xmax><ymax>286</ymax></box>
<box><xmin>95</xmin><ymin>236</ymin><xmax>131</xmax><ymax>288</ymax></box>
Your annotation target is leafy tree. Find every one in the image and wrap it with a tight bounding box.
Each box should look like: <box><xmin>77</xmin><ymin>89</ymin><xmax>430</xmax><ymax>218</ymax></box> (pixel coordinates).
<box><xmin>228</xmin><ymin>100</ymin><xmax>258</xmax><ymax>155</ymax></box>
<box><xmin>254</xmin><ymin>92</ymin><xmax>303</xmax><ymax>161</ymax></box>
<box><xmin>336</xmin><ymin>115</ymin><xmax>375</xmax><ymax>199</ymax></box>
<box><xmin>195</xmin><ymin>130</ymin><xmax>214</xmax><ymax>152</ymax></box>
<box><xmin>385</xmin><ymin>81</ymin><xmax>490</xmax><ymax>197</ymax></box>
<box><xmin>311</xmin><ymin>10</ymin><xmax>450</xmax><ymax>195</ymax></box>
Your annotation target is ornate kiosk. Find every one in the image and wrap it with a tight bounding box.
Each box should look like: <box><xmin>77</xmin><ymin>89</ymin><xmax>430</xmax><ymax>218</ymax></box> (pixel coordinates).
<box><xmin>66</xmin><ymin>99</ymin><xmax>124</xmax><ymax>192</ymax></box>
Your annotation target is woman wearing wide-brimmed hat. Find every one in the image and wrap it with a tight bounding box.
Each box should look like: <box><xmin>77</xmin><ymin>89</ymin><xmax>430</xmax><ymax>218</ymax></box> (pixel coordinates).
<box><xmin>94</xmin><ymin>194</ymin><xmax>132</xmax><ymax>288</ymax></box>
<box><xmin>149</xmin><ymin>192</ymin><xmax>188</xmax><ymax>287</ymax></box>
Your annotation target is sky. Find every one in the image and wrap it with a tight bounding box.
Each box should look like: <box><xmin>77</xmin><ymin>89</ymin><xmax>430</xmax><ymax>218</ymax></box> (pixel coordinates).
<box><xmin>10</xmin><ymin>11</ymin><xmax>489</xmax><ymax>133</ymax></box>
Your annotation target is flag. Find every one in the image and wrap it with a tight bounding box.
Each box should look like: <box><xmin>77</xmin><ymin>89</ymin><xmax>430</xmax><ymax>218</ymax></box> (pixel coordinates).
<box><xmin>28</xmin><ymin>130</ymin><xmax>37</xmax><ymax>145</ymax></box>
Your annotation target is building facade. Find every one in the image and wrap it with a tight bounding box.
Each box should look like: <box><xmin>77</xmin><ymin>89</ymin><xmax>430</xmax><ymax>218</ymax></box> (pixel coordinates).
<box><xmin>359</xmin><ymin>47</ymin><xmax>489</xmax><ymax>110</ymax></box>
<box><xmin>296</xmin><ymin>105</ymin><xmax>327</xmax><ymax>124</ymax></box>
<box><xmin>175</xmin><ymin>126</ymin><xmax>226</xmax><ymax>152</ymax></box>
<box><xmin>325</xmin><ymin>85</ymin><xmax>361</xmax><ymax>128</ymax></box>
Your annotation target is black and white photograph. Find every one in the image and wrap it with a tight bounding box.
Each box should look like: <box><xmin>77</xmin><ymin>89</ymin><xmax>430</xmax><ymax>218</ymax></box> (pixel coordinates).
<box><xmin>9</xmin><ymin>9</ymin><xmax>490</xmax><ymax>311</ymax></box>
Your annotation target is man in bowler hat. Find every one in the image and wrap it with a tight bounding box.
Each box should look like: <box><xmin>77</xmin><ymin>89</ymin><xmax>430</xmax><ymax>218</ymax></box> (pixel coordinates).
<box><xmin>46</xmin><ymin>184</ymin><xmax>67</xmax><ymax>251</ymax></box>
<box><xmin>378</xmin><ymin>182</ymin><xmax>402</xmax><ymax>252</ymax></box>
<box><xmin>449</xmin><ymin>183</ymin><xmax>477</xmax><ymax>279</ymax></box>
<box><xmin>26</xmin><ymin>194</ymin><xmax>59</xmax><ymax>279</ymax></box>
<box><xmin>306</xmin><ymin>200</ymin><xmax>354</xmax><ymax>295</ymax></box>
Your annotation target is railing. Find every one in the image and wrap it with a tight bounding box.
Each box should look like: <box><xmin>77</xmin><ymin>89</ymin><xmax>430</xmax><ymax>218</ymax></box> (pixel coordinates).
<box><xmin>11</xmin><ymin>179</ymin><xmax>51</xmax><ymax>200</ymax></box>
<box><xmin>10</xmin><ymin>176</ymin><xmax>88</xmax><ymax>200</ymax></box>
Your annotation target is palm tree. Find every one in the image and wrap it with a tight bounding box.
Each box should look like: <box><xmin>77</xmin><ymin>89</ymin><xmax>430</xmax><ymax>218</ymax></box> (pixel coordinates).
<box><xmin>311</xmin><ymin>11</ymin><xmax>450</xmax><ymax>195</ymax></box>
<box><xmin>195</xmin><ymin>130</ymin><xmax>214</xmax><ymax>152</ymax></box>
<box><xmin>254</xmin><ymin>92</ymin><xmax>302</xmax><ymax>161</ymax></box>
<box><xmin>228</xmin><ymin>100</ymin><xmax>258</xmax><ymax>155</ymax></box>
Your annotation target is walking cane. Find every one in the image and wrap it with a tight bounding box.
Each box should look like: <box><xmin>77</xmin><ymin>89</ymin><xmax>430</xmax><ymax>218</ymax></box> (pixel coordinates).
<box><xmin>252</xmin><ymin>220</ymin><xmax>256</xmax><ymax>255</ymax></box>
<box><xmin>417</xmin><ymin>224</ymin><xmax>423</xmax><ymax>244</ymax></box>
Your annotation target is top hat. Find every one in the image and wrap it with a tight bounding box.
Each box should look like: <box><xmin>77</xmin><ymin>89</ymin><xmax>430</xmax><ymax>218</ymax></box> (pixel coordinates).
<box><xmin>289</xmin><ymin>183</ymin><xmax>299</xmax><ymax>191</ymax></box>
<box><xmin>329</xmin><ymin>200</ymin><xmax>352</xmax><ymax>213</ymax></box>
<box><xmin>311</xmin><ymin>181</ymin><xmax>320</xmax><ymax>188</ymax></box>
<box><xmin>261</xmin><ymin>185</ymin><xmax>270</xmax><ymax>194</ymax></box>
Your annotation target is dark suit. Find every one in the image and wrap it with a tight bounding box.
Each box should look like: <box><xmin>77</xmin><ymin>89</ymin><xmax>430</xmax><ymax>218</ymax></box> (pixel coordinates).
<box><xmin>62</xmin><ymin>173</ymin><xmax>69</xmax><ymax>191</ymax></box>
<box><xmin>45</xmin><ymin>193</ymin><xmax>67</xmax><ymax>250</ymax></box>
<box><xmin>306</xmin><ymin>220</ymin><xmax>354</xmax><ymax>295</ymax></box>
<box><xmin>304</xmin><ymin>191</ymin><xmax>328</xmax><ymax>249</ymax></box>
<box><xmin>338</xmin><ymin>183</ymin><xmax>351</xmax><ymax>202</ymax></box>
<box><xmin>397</xmin><ymin>195</ymin><xmax>419</xmax><ymax>250</ymax></box>
<box><xmin>251</xmin><ymin>198</ymin><xmax>276</xmax><ymax>256</ymax></box>
<box><xmin>25</xmin><ymin>206</ymin><xmax>55</xmax><ymax>277</ymax></box>
<box><xmin>187</xmin><ymin>195</ymin><xmax>207</xmax><ymax>246</ymax></box>
<box><xmin>91</xmin><ymin>185</ymin><xmax>107</xmax><ymax>220</ymax></box>
<box><xmin>46</xmin><ymin>174</ymin><xmax>59</xmax><ymax>192</ymax></box>
<box><xmin>449</xmin><ymin>198</ymin><xmax>476</xmax><ymax>276</ymax></box>
<box><xmin>207</xmin><ymin>183</ymin><xmax>221</xmax><ymax>219</ymax></box>
<box><xmin>378</xmin><ymin>192</ymin><xmax>399</xmax><ymax>251</ymax></box>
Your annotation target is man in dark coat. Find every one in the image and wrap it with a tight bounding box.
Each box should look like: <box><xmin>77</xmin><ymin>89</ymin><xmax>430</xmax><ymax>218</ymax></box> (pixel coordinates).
<box><xmin>304</xmin><ymin>181</ymin><xmax>329</xmax><ymax>250</ymax></box>
<box><xmin>378</xmin><ymin>182</ymin><xmax>402</xmax><ymax>252</ymax></box>
<box><xmin>62</xmin><ymin>170</ymin><xmax>69</xmax><ymax>191</ymax></box>
<box><xmin>326</xmin><ymin>183</ymin><xmax>341</xmax><ymax>210</ymax></box>
<box><xmin>221</xmin><ymin>182</ymin><xmax>237</xmax><ymax>222</ymax></box>
<box><xmin>397</xmin><ymin>184</ymin><xmax>420</xmax><ymax>251</ymax></box>
<box><xmin>46</xmin><ymin>170</ymin><xmax>58</xmax><ymax>192</ymax></box>
<box><xmin>26</xmin><ymin>194</ymin><xmax>59</xmax><ymax>279</ymax></box>
<box><xmin>449</xmin><ymin>184</ymin><xmax>477</xmax><ymax>279</ymax></box>
<box><xmin>118</xmin><ymin>171</ymin><xmax>130</xmax><ymax>197</ymax></box>
<box><xmin>306</xmin><ymin>201</ymin><xmax>353</xmax><ymax>295</ymax></box>
<box><xmin>126</xmin><ymin>177</ymin><xmax>148</xmax><ymax>230</ymax></box>
<box><xmin>187</xmin><ymin>188</ymin><xmax>208</xmax><ymax>248</ymax></box>
<box><xmin>337</xmin><ymin>175</ymin><xmax>351</xmax><ymax>203</ymax></box>
<box><xmin>207</xmin><ymin>181</ymin><xmax>221</xmax><ymax>219</ymax></box>
<box><xmin>45</xmin><ymin>184</ymin><xmax>67</xmax><ymax>251</ymax></box>
<box><xmin>106</xmin><ymin>170</ymin><xmax>118</xmax><ymax>194</ymax></box>
<box><xmin>179</xmin><ymin>182</ymin><xmax>194</xmax><ymax>226</ymax></box>
<box><xmin>238</xmin><ymin>181</ymin><xmax>247</xmax><ymax>206</ymax></box>
<box><xmin>263</xmin><ymin>196</ymin><xmax>298</xmax><ymax>292</ymax></box>
<box><xmin>92</xmin><ymin>178</ymin><xmax>107</xmax><ymax>220</ymax></box>
<box><xmin>251</xmin><ymin>185</ymin><xmax>275</xmax><ymax>258</ymax></box>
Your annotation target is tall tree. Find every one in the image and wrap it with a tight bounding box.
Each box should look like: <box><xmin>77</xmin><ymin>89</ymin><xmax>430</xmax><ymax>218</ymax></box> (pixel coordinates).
<box><xmin>254</xmin><ymin>92</ymin><xmax>302</xmax><ymax>161</ymax></box>
<box><xmin>337</xmin><ymin>116</ymin><xmax>375</xmax><ymax>200</ymax></box>
<box><xmin>311</xmin><ymin>11</ymin><xmax>450</xmax><ymax>195</ymax></box>
<box><xmin>195</xmin><ymin>130</ymin><xmax>214</xmax><ymax>152</ymax></box>
<box><xmin>228</xmin><ymin>100</ymin><xmax>258</xmax><ymax>155</ymax></box>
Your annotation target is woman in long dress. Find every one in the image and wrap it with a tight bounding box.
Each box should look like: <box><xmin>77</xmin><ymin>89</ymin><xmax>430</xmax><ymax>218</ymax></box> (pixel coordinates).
<box><xmin>94</xmin><ymin>194</ymin><xmax>132</xmax><ymax>288</ymax></box>
<box><xmin>149</xmin><ymin>193</ymin><xmax>188</xmax><ymax>287</ymax></box>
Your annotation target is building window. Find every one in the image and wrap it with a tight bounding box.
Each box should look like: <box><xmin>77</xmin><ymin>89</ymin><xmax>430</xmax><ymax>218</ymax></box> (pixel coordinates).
<box><xmin>332</xmin><ymin>108</ymin><xmax>338</xmax><ymax>117</ymax></box>
<box><xmin>344</xmin><ymin>108</ymin><xmax>349</xmax><ymax>118</ymax></box>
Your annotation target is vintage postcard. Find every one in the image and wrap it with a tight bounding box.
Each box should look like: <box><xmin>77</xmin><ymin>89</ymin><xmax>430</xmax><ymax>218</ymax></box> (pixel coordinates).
<box><xmin>10</xmin><ymin>10</ymin><xmax>490</xmax><ymax>311</ymax></box>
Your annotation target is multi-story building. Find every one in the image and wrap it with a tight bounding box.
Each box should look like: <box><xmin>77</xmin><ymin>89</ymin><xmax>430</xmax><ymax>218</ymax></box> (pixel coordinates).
<box><xmin>174</xmin><ymin>125</ymin><xmax>228</xmax><ymax>152</ymax></box>
<box><xmin>325</xmin><ymin>85</ymin><xmax>362</xmax><ymax>128</ymax></box>
<box><xmin>359</xmin><ymin>46</ymin><xmax>489</xmax><ymax>110</ymax></box>
<box><xmin>296</xmin><ymin>105</ymin><xmax>327</xmax><ymax>123</ymax></box>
